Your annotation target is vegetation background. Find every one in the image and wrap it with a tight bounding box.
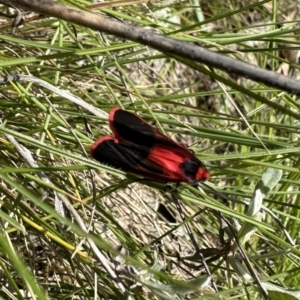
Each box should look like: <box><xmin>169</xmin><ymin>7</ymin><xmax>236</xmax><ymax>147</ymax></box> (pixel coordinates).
<box><xmin>0</xmin><ymin>0</ymin><xmax>299</xmax><ymax>299</ymax></box>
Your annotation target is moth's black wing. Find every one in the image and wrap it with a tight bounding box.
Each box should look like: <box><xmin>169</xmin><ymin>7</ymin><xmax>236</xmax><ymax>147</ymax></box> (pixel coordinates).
<box><xmin>91</xmin><ymin>137</ymin><xmax>165</xmax><ymax>178</ymax></box>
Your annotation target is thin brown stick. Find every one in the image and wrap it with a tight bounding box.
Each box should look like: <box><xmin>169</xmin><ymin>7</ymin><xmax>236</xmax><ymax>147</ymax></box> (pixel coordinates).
<box><xmin>2</xmin><ymin>0</ymin><xmax>300</xmax><ymax>96</ymax></box>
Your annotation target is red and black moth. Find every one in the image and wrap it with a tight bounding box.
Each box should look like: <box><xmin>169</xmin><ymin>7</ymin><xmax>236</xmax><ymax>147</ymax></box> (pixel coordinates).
<box><xmin>90</xmin><ymin>108</ymin><xmax>209</xmax><ymax>183</ymax></box>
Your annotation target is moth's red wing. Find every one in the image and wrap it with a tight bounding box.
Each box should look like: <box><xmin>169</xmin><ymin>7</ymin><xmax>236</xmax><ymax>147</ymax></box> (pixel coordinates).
<box><xmin>90</xmin><ymin>137</ymin><xmax>208</xmax><ymax>183</ymax></box>
<box><xmin>147</xmin><ymin>143</ymin><xmax>209</xmax><ymax>182</ymax></box>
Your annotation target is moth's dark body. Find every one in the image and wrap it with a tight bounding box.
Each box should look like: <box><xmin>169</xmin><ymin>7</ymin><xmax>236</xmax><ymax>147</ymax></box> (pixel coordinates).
<box><xmin>91</xmin><ymin>108</ymin><xmax>209</xmax><ymax>183</ymax></box>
